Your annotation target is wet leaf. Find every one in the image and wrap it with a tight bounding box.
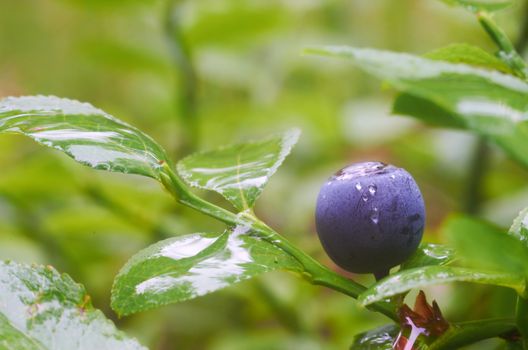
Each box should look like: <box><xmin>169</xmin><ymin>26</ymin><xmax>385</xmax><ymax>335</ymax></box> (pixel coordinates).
<box><xmin>351</xmin><ymin>324</ymin><xmax>429</xmax><ymax>350</ymax></box>
<box><xmin>508</xmin><ymin>207</ymin><xmax>528</xmax><ymax>249</ymax></box>
<box><xmin>429</xmin><ymin>319</ymin><xmax>517</xmax><ymax>349</ymax></box>
<box><xmin>0</xmin><ymin>96</ymin><xmax>170</xmax><ymax>180</ymax></box>
<box><xmin>350</xmin><ymin>324</ymin><xmax>400</xmax><ymax>350</ymax></box>
<box><xmin>425</xmin><ymin>43</ymin><xmax>513</xmax><ymax>74</ymax></box>
<box><xmin>0</xmin><ymin>313</ymin><xmax>46</xmax><ymax>350</ymax></box>
<box><xmin>306</xmin><ymin>46</ymin><xmax>528</xmax><ymax>169</ymax></box>
<box><xmin>439</xmin><ymin>0</ymin><xmax>514</xmax><ymax>12</ymax></box>
<box><xmin>177</xmin><ymin>129</ymin><xmax>300</xmax><ymax>211</ymax></box>
<box><xmin>359</xmin><ymin>266</ymin><xmax>525</xmax><ymax>306</ymax></box>
<box><xmin>444</xmin><ymin>216</ymin><xmax>528</xmax><ymax>275</ymax></box>
<box><xmin>401</xmin><ymin>243</ymin><xmax>456</xmax><ymax>270</ymax></box>
<box><xmin>392</xmin><ymin>94</ymin><xmax>465</xmax><ymax>129</ymax></box>
<box><xmin>111</xmin><ymin>225</ymin><xmax>303</xmax><ymax>316</ymax></box>
<box><xmin>0</xmin><ymin>261</ymin><xmax>146</xmax><ymax>350</ymax></box>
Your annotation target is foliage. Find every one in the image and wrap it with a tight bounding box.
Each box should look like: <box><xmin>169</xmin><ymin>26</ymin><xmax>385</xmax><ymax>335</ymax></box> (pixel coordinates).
<box><xmin>0</xmin><ymin>261</ymin><xmax>145</xmax><ymax>350</ymax></box>
<box><xmin>1</xmin><ymin>0</ymin><xmax>528</xmax><ymax>349</ymax></box>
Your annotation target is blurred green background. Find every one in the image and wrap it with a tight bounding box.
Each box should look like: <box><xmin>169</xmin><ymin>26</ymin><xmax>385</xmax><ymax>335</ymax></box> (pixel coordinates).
<box><xmin>0</xmin><ymin>1</ymin><xmax>527</xmax><ymax>349</ymax></box>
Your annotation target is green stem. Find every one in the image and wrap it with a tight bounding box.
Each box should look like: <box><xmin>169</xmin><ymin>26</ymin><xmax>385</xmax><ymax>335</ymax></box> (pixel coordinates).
<box><xmin>464</xmin><ymin>136</ymin><xmax>489</xmax><ymax>215</ymax></box>
<box><xmin>477</xmin><ymin>11</ymin><xmax>528</xmax><ymax>79</ymax></box>
<box><xmin>164</xmin><ymin>0</ymin><xmax>199</xmax><ymax>156</ymax></box>
<box><xmin>251</xmin><ymin>218</ymin><xmax>396</xmax><ymax>319</ymax></box>
<box><xmin>516</xmin><ymin>295</ymin><xmax>528</xmax><ymax>349</ymax></box>
<box><xmin>159</xmin><ymin>163</ymin><xmax>398</xmax><ymax>321</ymax></box>
<box><xmin>160</xmin><ymin>166</ymin><xmax>235</xmax><ymax>224</ymax></box>
<box><xmin>252</xmin><ymin>281</ymin><xmax>307</xmax><ymax>334</ymax></box>
<box><xmin>515</xmin><ymin>0</ymin><xmax>528</xmax><ymax>55</ymax></box>
<box><xmin>430</xmin><ymin>318</ymin><xmax>517</xmax><ymax>350</ymax></box>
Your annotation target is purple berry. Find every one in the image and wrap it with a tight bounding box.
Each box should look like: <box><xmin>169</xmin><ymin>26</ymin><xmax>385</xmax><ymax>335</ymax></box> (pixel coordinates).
<box><xmin>315</xmin><ymin>162</ymin><xmax>425</xmax><ymax>279</ymax></box>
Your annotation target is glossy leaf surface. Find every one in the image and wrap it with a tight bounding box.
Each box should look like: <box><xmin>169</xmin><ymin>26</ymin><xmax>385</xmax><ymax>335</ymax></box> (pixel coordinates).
<box><xmin>111</xmin><ymin>226</ymin><xmax>303</xmax><ymax>316</ymax></box>
<box><xmin>0</xmin><ymin>261</ymin><xmax>146</xmax><ymax>350</ymax></box>
<box><xmin>307</xmin><ymin>46</ymin><xmax>528</xmax><ymax>168</ymax></box>
<box><xmin>430</xmin><ymin>319</ymin><xmax>517</xmax><ymax>349</ymax></box>
<box><xmin>359</xmin><ymin>266</ymin><xmax>524</xmax><ymax>306</ymax></box>
<box><xmin>440</xmin><ymin>0</ymin><xmax>514</xmax><ymax>12</ymax></box>
<box><xmin>177</xmin><ymin>129</ymin><xmax>300</xmax><ymax>211</ymax></box>
<box><xmin>392</xmin><ymin>94</ymin><xmax>464</xmax><ymax>129</ymax></box>
<box><xmin>444</xmin><ymin>216</ymin><xmax>528</xmax><ymax>275</ymax></box>
<box><xmin>0</xmin><ymin>96</ymin><xmax>169</xmax><ymax>180</ymax></box>
<box><xmin>401</xmin><ymin>243</ymin><xmax>456</xmax><ymax>270</ymax></box>
<box><xmin>425</xmin><ymin>43</ymin><xmax>513</xmax><ymax>74</ymax></box>
<box><xmin>509</xmin><ymin>207</ymin><xmax>528</xmax><ymax>249</ymax></box>
<box><xmin>350</xmin><ymin>325</ymin><xmax>400</xmax><ymax>350</ymax></box>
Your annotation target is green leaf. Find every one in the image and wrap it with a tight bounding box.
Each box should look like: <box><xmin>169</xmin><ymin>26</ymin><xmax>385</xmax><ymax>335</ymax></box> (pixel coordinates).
<box><xmin>186</xmin><ymin>3</ymin><xmax>286</xmax><ymax>46</ymax></box>
<box><xmin>0</xmin><ymin>261</ymin><xmax>146</xmax><ymax>350</ymax></box>
<box><xmin>350</xmin><ymin>325</ymin><xmax>400</xmax><ymax>350</ymax></box>
<box><xmin>307</xmin><ymin>46</ymin><xmax>528</xmax><ymax>168</ymax></box>
<box><xmin>444</xmin><ymin>216</ymin><xmax>528</xmax><ymax>275</ymax></box>
<box><xmin>439</xmin><ymin>0</ymin><xmax>514</xmax><ymax>12</ymax></box>
<box><xmin>393</xmin><ymin>93</ymin><xmax>528</xmax><ymax>167</ymax></box>
<box><xmin>0</xmin><ymin>314</ymin><xmax>46</xmax><ymax>350</ymax></box>
<box><xmin>111</xmin><ymin>225</ymin><xmax>303</xmax><ymax>316</ymax></box>
<box><xmin>401</xmin><ymin>243</ymin><xmax>457</xmax><ymax>270</ymax></box>
<box><xmin>177</xmin><ymin>129</ymin><xmax>300</xmax><ymax>211</ymax></box>
<box><xmin>430</xmin><ymin>319</ymin><xmax>518</xmax><ymax>349</ymax></box>
<box><xmin>509</xmin><ymin>207</ymin><xmax>528</xmax><ymax>249</ymax></box>
<box><xmin>392</xmin><ymin>93</ymin><xmax>465</xmax><ymax>129</ymax></box>
<box><xmin>0</xmin><ymin>96</ymin><xmax>170</xmax><ymax>180</ymax></box>
<box><xmin>425</xmin><ymin>43</ymin><xmax>513</xmax><ymax>74</ymax></box>
<box><xmin>359</xmin><ymin>266</ymin><xmax>525</xmax><ymax>306</ymax></box>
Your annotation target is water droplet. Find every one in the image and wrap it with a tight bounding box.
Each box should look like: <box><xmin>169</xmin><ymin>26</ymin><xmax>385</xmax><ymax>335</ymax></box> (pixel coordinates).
<box><xmin>355</xmin><ymin>182</ymin><xmax>362</xmax><ymax>191</ymax></box>
<box><xmin>333</xmin><ymin>162</ymin><xmax>391</xmax><ymax>180</ymax></box>
<box><xmin>361</xmin><ymin>193</ymin><xmax>369</xmax><ymax>202</ymax></box>
<box><xmin>368</xmin><ymin>184</ymin><xmax>377</xmax><ymax>196</ymax></box>
<box><xmin>390</xmin><ymin>174</ymin><xmax>396</xmax><ymax>180</ymax></box>
<box><xmin>370</xmin><ymin>207</ymin><xmax>379</xmax><ymax>224</ymax></box>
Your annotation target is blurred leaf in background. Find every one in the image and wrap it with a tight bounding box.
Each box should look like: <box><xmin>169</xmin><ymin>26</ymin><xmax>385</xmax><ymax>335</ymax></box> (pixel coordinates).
<box><xmin>1</xmin><ymin>0</ymin><xmax>528</xmax><ymax>349</ymax></box>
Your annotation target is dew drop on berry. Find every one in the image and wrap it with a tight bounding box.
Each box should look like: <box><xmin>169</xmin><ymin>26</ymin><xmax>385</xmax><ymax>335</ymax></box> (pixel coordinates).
<box><xmin>370</xmin><ymin>207</ymin><xmax>379</xmax><ymax>224</ymax></box>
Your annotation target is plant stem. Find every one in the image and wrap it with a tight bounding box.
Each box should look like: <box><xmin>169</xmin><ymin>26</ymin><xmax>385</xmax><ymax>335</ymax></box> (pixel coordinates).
<box><xmin>516</xmin><ymin>295</ymin><xmax>528</xmax><ymax>349</ymax></box>
<box><xmin>159</xmin><ymin>163</ymin><xmax>399</xmax><ymax>321</ymax></box>
<box><xmin>430</xmin><ymin>318</ymin><xmax>517</xmax><ymax>350</ymax></box>
<box><xmin>477</xmin><ymin>11</ymin><xmax>528</xmax><ymax>79</ymax></box>
<box><xmin>252</xmin><ymin>281</ymin><xmax>307</xmax><ymax>334</ymax></box>
<box><xmin>516</xmin><ymin>0</ymin><xmax>528</xmax><ymax>55</ymax></box>
<box><xmin>252</xmin><ymin>218</ymin><xmax>398</xmax><ymax>320</ymax></box>
<box><xmin>464</xmin><ymin>136</ymin><xmax>489</xmax><ymax>215</ymax></box>
<box><xmin>164</xmin><ymin>0</ymin><xmax>199</xmax><ymax>157</ymax></box>
<box><xmin>453</xmin><ymin>10</ymin><xmax>528</xmax><ymax>348</ymax></box>
<box><xmin>464</xmin><ymin>1</ymin><xmax>528</xmax><ymax>224</ymax></box>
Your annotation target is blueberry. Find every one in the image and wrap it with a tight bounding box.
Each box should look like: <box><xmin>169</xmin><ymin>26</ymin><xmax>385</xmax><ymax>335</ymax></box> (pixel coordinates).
<box><xmin>315</xmin><ymin>162</ymin><xmax>425</xmax><ymax>279</ymax></box>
